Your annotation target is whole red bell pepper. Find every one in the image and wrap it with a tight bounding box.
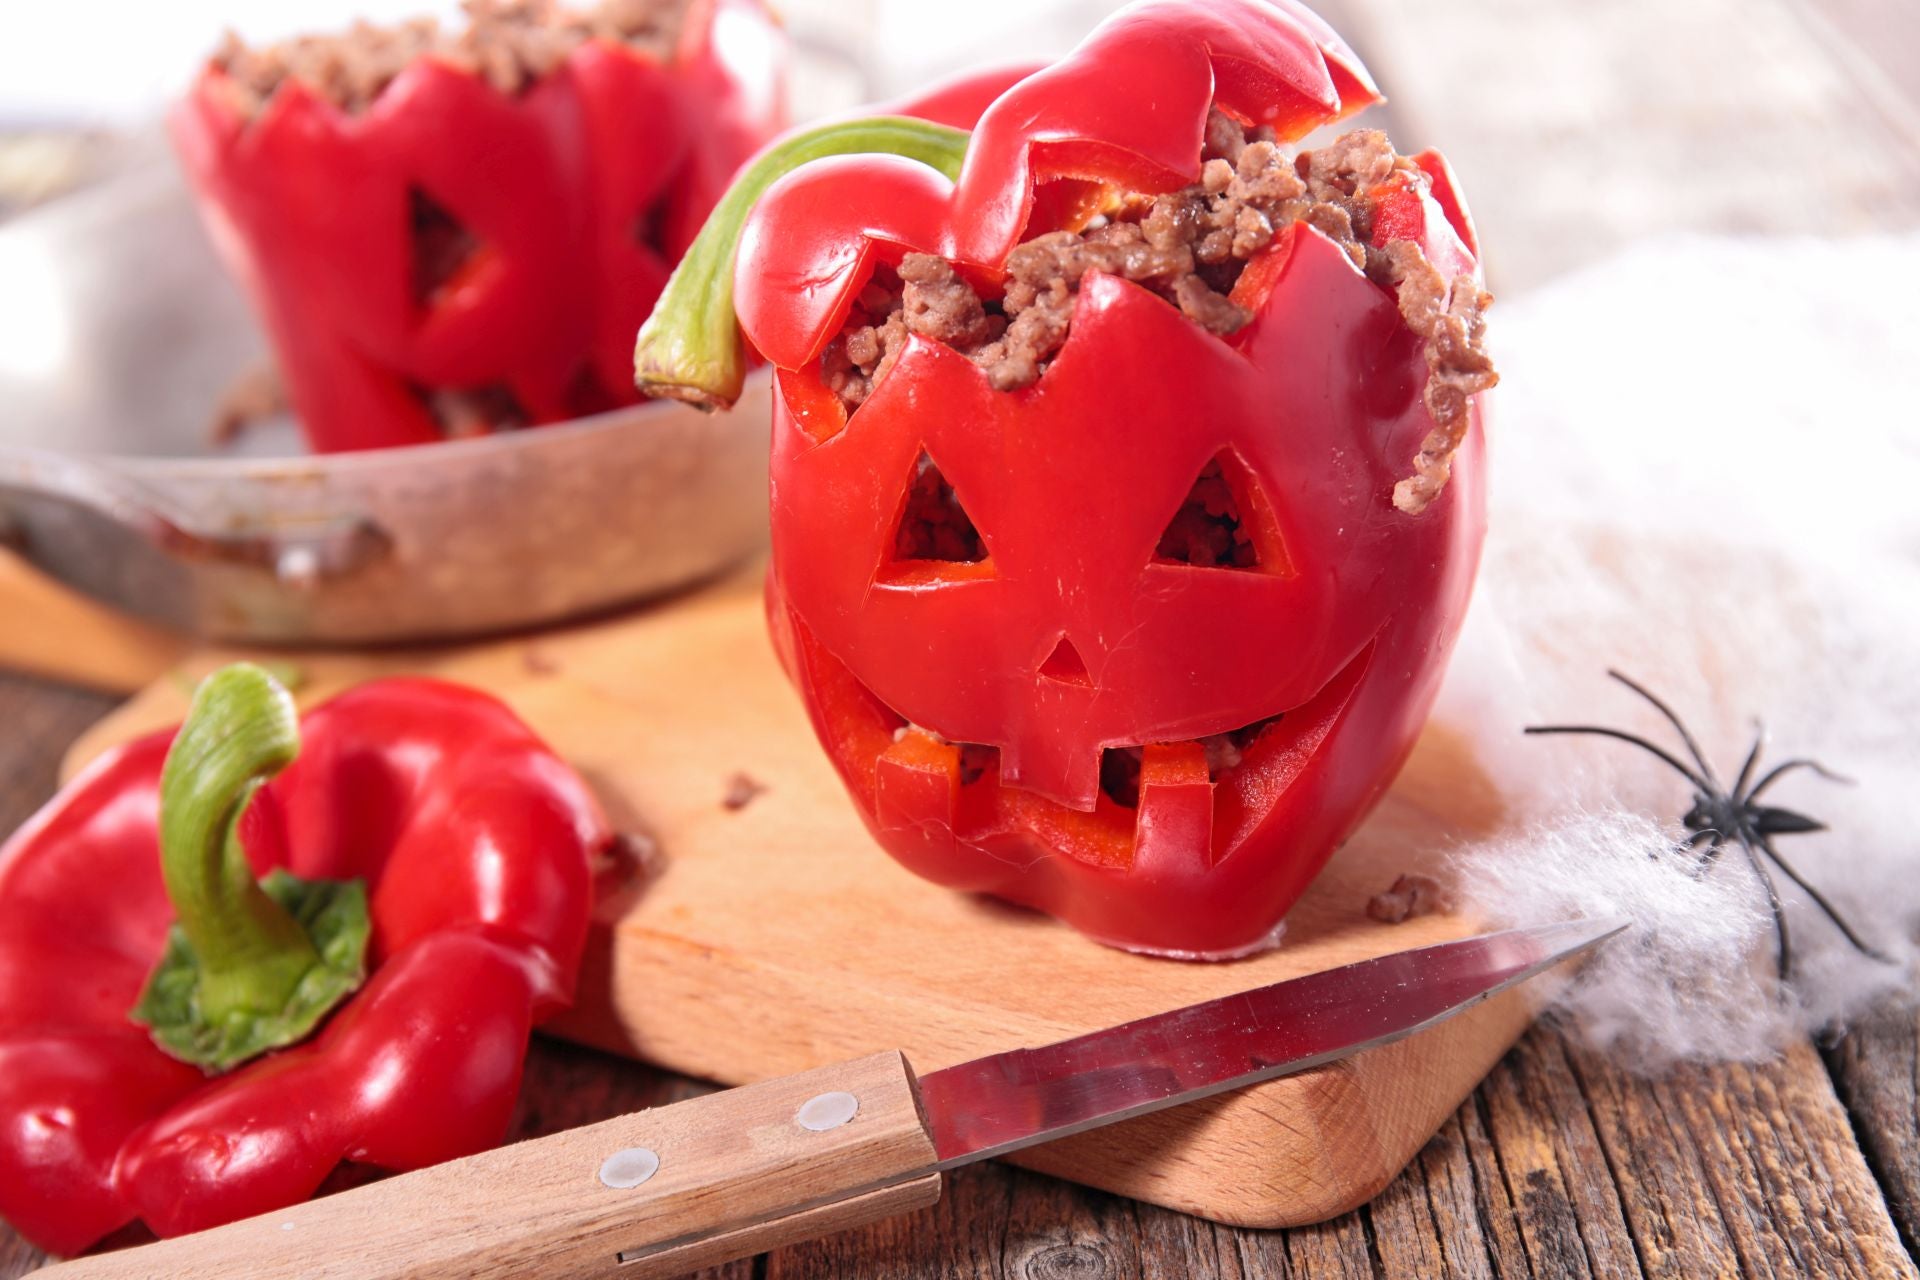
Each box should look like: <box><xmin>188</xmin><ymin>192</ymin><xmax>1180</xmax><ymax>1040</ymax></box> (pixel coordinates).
<box><xmin>0</xmin><ymin>665</ymin><xmax>605</xmax><ymax>1255</ymax></box>
<box><xmin>637</xmin><ymin>0</ymin><xmax>1491</xmax><ymax>957</ymax></box>
<box><xmin>171</xmin><ymin>0</ymin><xmax>786</xmax><ymax>453</ymax></box>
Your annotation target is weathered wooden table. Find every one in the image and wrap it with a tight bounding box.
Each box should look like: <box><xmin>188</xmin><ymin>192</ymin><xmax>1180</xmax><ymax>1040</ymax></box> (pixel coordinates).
<box><xmin>5</xmin><ymin>0</ymin><xmax>1918</xmax><ymax>1274</ymax></box>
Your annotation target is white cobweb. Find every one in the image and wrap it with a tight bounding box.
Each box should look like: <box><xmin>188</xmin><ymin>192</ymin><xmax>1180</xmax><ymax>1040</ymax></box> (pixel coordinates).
<box><xmin>1421</xmin><ymin>233</ymin><xmax>1920</xmax><ymax>1069</ymax></box>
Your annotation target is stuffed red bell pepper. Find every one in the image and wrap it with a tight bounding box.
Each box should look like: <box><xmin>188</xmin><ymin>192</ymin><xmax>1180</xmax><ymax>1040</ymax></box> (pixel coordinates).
<box><xmin>172</xmin><ymin>0</ymin><xmax>785</xmax><ymax>453</ymax></box>
<box><xmin>0</xmin><ymin>664</ymin><xmax>606</xmax><ymax>1255</ymax></box>
<box><xmin>636</xmin><ymin>0</ymin><xmax>1496</xmax><ymax>958</ymax></box>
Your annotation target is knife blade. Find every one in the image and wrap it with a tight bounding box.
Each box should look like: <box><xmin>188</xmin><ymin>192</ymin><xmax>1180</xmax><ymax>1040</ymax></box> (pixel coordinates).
<box><xmin>42</xmin><ymin>918</ymin><xmax>1624</xmax><ymax>1280</ymax></box>
<box><xmin>918</xmin><ymin>915</ymin><xmax>1624</xmax><ymax>1166</ymax></box>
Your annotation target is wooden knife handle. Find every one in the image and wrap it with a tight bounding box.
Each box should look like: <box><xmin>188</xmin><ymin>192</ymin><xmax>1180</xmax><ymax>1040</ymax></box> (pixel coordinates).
<box><xmin>42</xmin><ymin>1052</ymin><xmax>942</xmax><ymax>1280</ymax></box>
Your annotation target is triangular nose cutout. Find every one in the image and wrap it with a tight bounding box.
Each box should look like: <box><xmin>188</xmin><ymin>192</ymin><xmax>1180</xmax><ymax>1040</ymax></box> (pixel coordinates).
<box><xmin>1039</xmin><ymin>636</ymin><xmax>1093</xmax><ymax>687</ymax></box>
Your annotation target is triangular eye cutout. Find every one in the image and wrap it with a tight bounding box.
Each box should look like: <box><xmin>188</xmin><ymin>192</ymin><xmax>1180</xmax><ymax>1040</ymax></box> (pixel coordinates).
<box><xmin>1154</xmin><ymin>452</ymin><xmax>1288</xmax><ymax>574</ymax></box>
<box><xmin>891</xmin><ymin>450</ymin><xmax>988</xmax><ymax>564</ymax></box>
<box><xmin>1039</xmin><ymin>636</ymin><xmax>1093</xmax><ymax>686</ymax></box>
<box><xmin>410</xmin><ymin>187</ymin><xmax>484</xmax><ymax>307</ymax></box>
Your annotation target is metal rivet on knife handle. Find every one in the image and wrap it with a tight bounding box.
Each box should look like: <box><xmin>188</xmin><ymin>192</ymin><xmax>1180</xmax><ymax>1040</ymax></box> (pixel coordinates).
<box><xmin>796</xmin><ymin>1091</ymin><xmax>860</xmax><ymax>1131</ymax></box>
<box><xmin>598</xmin><ymin>1146</ymin><xmax>661</xmax><ymax>1189</ymax></box>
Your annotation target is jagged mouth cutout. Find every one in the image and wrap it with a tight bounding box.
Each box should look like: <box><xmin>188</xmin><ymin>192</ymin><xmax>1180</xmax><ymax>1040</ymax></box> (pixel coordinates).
<box><xmin>834</xmin><ymin>636</ymin><xmax>1374</xmax><ymax>874</ymax></box>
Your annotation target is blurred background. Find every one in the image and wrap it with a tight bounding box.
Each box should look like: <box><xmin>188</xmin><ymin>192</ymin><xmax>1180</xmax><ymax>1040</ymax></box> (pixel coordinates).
<box><xmin>0</xmin><ymin>0</ymin><xmax>1914</xmax><ymax>649</ymax></box>
<box><xmin>7</xmin><ymin>0</ymin><xmax>1920</xmax><ymax>273</ymax></box>
<box><xmin>6</xmin><ymin>0</ymin><xmax>1918</xmax><ymax>289</ymax></box>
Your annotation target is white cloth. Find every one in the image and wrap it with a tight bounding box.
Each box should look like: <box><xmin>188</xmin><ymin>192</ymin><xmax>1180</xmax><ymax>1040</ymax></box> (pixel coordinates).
<box><xmin>1426</xmin><ymin>234</ymin><xmax>1920</xmax><ymax>1066</ymax></box>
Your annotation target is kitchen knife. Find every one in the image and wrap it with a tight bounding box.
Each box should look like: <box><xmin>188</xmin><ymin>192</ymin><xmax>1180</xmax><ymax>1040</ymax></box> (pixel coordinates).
<box><xmin>42</xmin><ymin>917</ymin><xmax>1624</xmax><ymax>1280</ymax></box>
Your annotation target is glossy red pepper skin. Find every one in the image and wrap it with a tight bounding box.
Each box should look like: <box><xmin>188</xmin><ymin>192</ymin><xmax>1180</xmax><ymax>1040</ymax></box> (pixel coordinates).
<box><xmin>743</xmin><ymin>0</ymin><xmax>1489</xmax><ymax>956</ymax></box>
<box><xmin>171</xmin><ymin>0</ymin><xmax>785</xmax><ymax>453</ymax></box>
<box><xmin>0</xmin><ymin>680</ymin><xmax>605</xmax><ymax>1255</ymax></box>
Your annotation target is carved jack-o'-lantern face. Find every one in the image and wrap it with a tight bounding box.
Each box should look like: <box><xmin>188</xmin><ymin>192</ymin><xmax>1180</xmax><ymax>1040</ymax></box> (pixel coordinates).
<box><xmin>620</xmin><ymin>0</ymin><xmax>1492</xmax><ymax>955</ymax></box>
<box><xmin>173</xmin><ymin>0</ymin><xmax>784</xmax><ymax>453</ymax></box>
<box><xmin>766</xmin><ymin>226</ymin><xmax>1485</xmax><ymax>956</ymax></box>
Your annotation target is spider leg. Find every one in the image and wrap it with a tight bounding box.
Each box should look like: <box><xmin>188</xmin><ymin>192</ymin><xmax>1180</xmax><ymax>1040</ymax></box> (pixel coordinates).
<box><xmin>1735</xmin><ymin>834</ymin><xmax>1792</xmax><ymax>981</ymax></box>
<box><xmin>1731</xmin><ymin>725</ymin><xmax>1765</xmax><ymax>803</ymax></box>
<box><xmin>1757</xmin><ymin>833</ymin><xmax>1893</xmax><ymax>964</ymax></box>
<box><xmin>1746</xmin><ymin>758</ymin><xmax>1854</xmax><ymax>804</ymax></box>
<box><xmin>1607</xmin><ymin>670</ymin><xmax>1721</xmax><ymax>789</ymax></box>
<box><xmin>1524</xmin><ymin>725</ymin><xmax>1710</xmax><ymax>791</ymax></box>
<box><xmin>1684</xmin><ymin>828</ymin><xmax>1723</xmax><ymax>874</ymax></box>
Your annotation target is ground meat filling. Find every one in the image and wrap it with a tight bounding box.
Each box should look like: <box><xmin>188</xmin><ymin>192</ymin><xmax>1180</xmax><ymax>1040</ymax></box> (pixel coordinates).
<box><xmin>1155</xmin><ymin>459</ymin><xmax>1258</xmax><ymax>568</ymax></box>
<box><xmin>1366</xmin><ymin>872</ymin><xmax>1456</xmax><ymax>923</ymax></box>
<box><xmin>820</xmin><ymin>109</ymin><xmax>1497</xmax><ymax>514</ymax></box>
<box><xmin>895</xmin><ymin>454</ymin><xmax>988</xmax><ymax>562</ymax></box>
<box><xmin>1380</xmin><ymin>239</ymin><xmax>1496</xmax><ymax>514</ymax></box>
<box><xmin>213</xmin><ymin>0</ymin><xmax>686</xmax><ymax>118</ymax></box>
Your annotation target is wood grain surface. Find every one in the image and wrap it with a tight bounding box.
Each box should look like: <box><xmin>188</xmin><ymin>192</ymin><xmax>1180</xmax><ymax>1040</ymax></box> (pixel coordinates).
<box><xmin>38</xmin><ymin>1053</ymin><xmax>943</xmax><ymax>1280</ymax></box>
<box><xmin>1</xmin><ymin>666</ymin><xmax>1915</xmax><ymax>1276</ymax></box>
<box><xmin>46</xmin><ymin>567</ymin><xmax>1546</xmax><ymax>1231</ymax></box>
<box><xmin>5</xmin><ymin>0</ymin><xmax>1920</xmax><ymax>1273</ymax></box>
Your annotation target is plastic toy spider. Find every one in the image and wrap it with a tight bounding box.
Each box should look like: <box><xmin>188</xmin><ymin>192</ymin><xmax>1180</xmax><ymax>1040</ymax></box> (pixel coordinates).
<box><xmin>1526</xmin><ymin>670</ymin><xmax>1888</xmax><ymax>980</ymax></box>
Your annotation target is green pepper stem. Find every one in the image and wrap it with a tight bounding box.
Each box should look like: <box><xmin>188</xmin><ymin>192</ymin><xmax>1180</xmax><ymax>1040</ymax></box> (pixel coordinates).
<box><xmin>157</xmin><ymin>663</ymin><xmax>315</xmax><ymax>1022</ymax></box>
<box><xmin>633</xmin><ymin>115</ymin><xmax>971</xmax><ymax>410</ymax></box>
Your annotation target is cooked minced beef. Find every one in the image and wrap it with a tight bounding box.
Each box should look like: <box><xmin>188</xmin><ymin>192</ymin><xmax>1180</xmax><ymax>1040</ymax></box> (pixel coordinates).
<box><xmin>1366</xmin><ymin>872</ymin><xmax>1456</xmax><ymax>923</ymax></box>
<box><xmin>822</xmin><ymin>110</ymin><xmax>1497</xmax><ymax>514</ymax></box>
<box><xmin>1156</xmin><ymin>459</ymin><xmax>1257</xmax><ymax>568</ymax></box>
<box><xmin>721</xmin><ymin>771</ymin><xmax>767</xmax><ymax>812</ymax></box>
<box><xmin>1379</xmin><ymin>239</ymin><xmax>1495</xmax><ymax>514</ymax></box>
<box><xmin>213</xmin><ymin>0</ymin><xmax>685</xmax><ymax>117</ymax></box>
<box><xmin>895</xmin><ymin>453</ymin><xmax>988</xmax><ymax>562</ymax></box>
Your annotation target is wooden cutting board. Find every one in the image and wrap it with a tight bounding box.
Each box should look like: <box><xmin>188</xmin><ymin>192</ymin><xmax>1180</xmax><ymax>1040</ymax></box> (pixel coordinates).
<box><xmin>0</xmin><ymin>550</ymin><xmax>188</xmax><ymax>693</ymax></box>
<box><xmin>37</xmin><ymin>558</ymin><xmax>1530</xmax><ymax>1230</ymax></box>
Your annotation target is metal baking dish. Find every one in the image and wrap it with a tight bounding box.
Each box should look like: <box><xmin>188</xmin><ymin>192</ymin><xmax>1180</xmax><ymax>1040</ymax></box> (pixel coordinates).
<box><xmin>0</xmin><ymin>158</ymin><xmax>769</xmax><ymax>645</ymax></box>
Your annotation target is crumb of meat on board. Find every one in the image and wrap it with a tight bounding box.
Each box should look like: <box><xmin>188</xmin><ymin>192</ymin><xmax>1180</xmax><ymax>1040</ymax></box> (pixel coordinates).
<box><xmin>1366</xmin><ymin>873</ymin><xmax>1456</xmax><ymax>924</ymax></box>
<box><xmin>722</xmin><ymin>772</ymin><xmax>767</xmax><ymax>812</ymax></box>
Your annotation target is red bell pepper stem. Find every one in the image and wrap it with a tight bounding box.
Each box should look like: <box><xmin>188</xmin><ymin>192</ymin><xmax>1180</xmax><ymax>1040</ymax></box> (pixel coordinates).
<box><xmin>634</xmin><ymin>116</ymin><xmax>969</xmax><ymax>409</ymax></box>
<box><xmin>155</xmin><ymin>664</ymin><xmax>318</xmax><ymax>1020</ymax></box>
<box><xmin>0</xmin><ymin>672</ymin><xmax>600</xmax><ymax>1252</ymax></box>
